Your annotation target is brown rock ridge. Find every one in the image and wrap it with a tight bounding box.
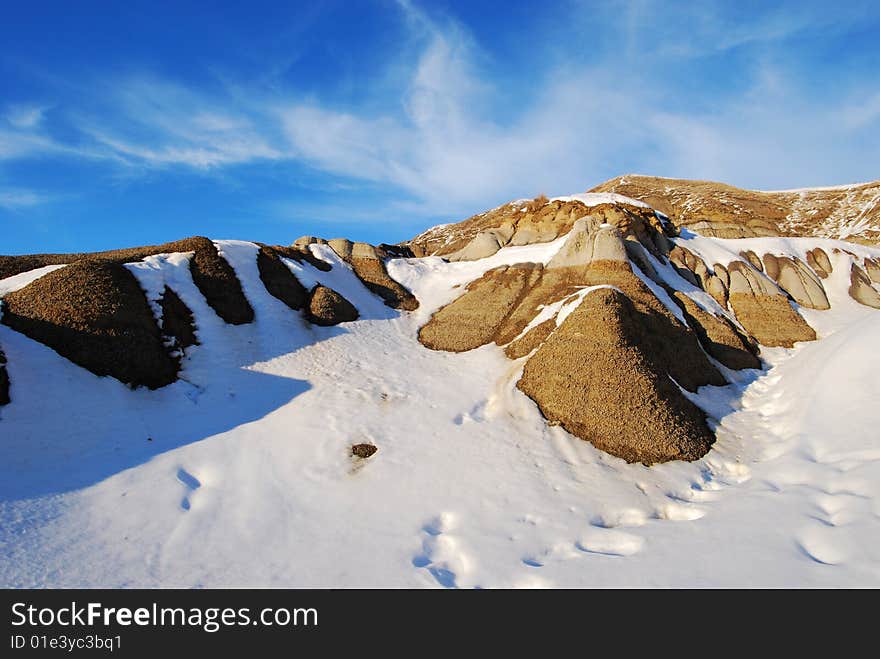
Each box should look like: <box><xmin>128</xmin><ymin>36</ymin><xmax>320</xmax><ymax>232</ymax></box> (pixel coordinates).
<box><xmin>518</xmin><ymin>288</ymin><xmax>716</xmax><ymax>464</ymax></box>
<box><xmin>406</xmin><ymin>197</ymin><xmax>672</xmax><ymax>259</ymax></box>
<box><xmin>418</xmin><ymin>263</ymin><xmax>543</xmax><ymax>352</ymax></box>
<box><xmin>0</xmin><ymin>237</ymin><xmax>255</xmax><ymax>325</ymax></box>
<box><xmin>740</xmin><ymin>250</ymin><xmax>764</xmax><ymax>272</ymax></box>
<box><xmin>668</xmin><ymin>291</ymin><xmax>760</xmax><ymax>371</ymax></box>
<box><xmin>504</xmin><ymin>318</ymin><xmax>557</xmax><ymax>359</ymax></box>
<box><xmin>187</xmin><ymin>239</ymin><xmax>254</xmax><ymax>325</ymax></box>
<box><xmin>258</xmin><ymin>243</ymin><xmax>363</xmax><ymax>322</ymax></box>
<box><xmin>296</xmin><ymin>237</ymin><xmax>419</xmax><ymax>311</ymax></box>
<box><xmin>159</xmin><ymin>286</ymin><xmax>199</xmax><ymax>352</ymax></box>
<box><xmin>256</xmin><ymin>245</ymin><xmax>310</xmax><ymax>312</ymax></box>
<box><xmin>264</xmin><ymin>243</ymin><xmax>333</xmax><ymax>273</ymax></box>
<box><xmin>1</xmin><ymin>261</ymin><xmax>179</xmax><ymax>389</ymax></box>
<box><xmin>494</xmin><ymin>220</ymin><xmax>693</xmax><ymax>353</ymax></box>
<box><xmin>591</xmin><ymin>175</ymin><xmax>880</xmax><ymax>244</ymax></box>
<box><xmin>0</xmin><ymin>238</ymin><xmax>371</xmax><ymax>388</ymax></box>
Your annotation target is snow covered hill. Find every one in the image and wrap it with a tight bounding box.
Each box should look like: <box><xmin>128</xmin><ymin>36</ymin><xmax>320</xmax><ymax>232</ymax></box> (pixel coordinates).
<box><xmin>591</xmin><ymin>175</ymin><xmax>880</xmax><ymax>245</ymax></box>
<box><xmin>1</xmin><ymin>187</ymin><xmax>879</xmax><ymax>587</ymax></box>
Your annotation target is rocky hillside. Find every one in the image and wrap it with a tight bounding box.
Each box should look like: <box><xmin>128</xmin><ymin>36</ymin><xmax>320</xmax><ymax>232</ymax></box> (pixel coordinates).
<box><xmin>0</xmin><ymin>237</ymin><xmax>415</xmax><ymax>390</ymax></box>
<box><xmin>3</xmin><ymin>177</ymin><xmax>880</xmax><ymax>588</ymax></box>
<box><xmin>2</xmin><ymin>179</ymin><xmax>880</xmax><ymax>469</ymax></box>
<box><xmin>589</xmin><ymin>175</ymin><xmax>880</xmax><ymax>244</ymax></box>
<box><xmin>410</xmin><ymin>190</ymin><xmax>880</xmax><ymax>463</ymax></box>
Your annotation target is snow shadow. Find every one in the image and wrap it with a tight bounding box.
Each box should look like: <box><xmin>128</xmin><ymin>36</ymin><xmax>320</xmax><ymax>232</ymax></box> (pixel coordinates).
<box><xmin>0</xmin><ymin>240</ymin><xmax>405</xmax><ymax>501</ymax></box>
<box><xmin>0</xmin><ymin>320</ymin><xmax>316</xmax><ymax>501</ymax></box>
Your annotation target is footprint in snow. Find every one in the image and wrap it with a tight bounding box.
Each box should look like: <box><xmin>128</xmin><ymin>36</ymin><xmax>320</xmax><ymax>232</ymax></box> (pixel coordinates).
<box><xmin>412</xmin><ymin>513</ymin><xmax>472</xmax><ymax>588</ymax></box>
<box><xmin>796</xmin><ymin>526</ymin><xmax>848</xmax><ymax>566</ymax></box>
<box><xmin>576</xmin><ymin>528</ymin><xmax>645</xmax><ymax>557</ymax></box>
<box><xmin>590</xmin><ymin>508</ymin><xmax>649</xmax><ymax>529</ymax></box>
<box><xmin>176</xmin><ymin>468</ymin><xmax>201</xmax><ymax>512</ymax></box>
<box><xmin>653</xmin><ymin>500</ymin><xmax>706</xmax><ymax>522</ymax></box>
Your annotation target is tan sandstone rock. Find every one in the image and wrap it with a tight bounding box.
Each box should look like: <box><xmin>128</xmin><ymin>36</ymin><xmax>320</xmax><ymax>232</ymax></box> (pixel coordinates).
<box><xmin>726</xmin><ymin>262</ymin><xmax>816</xmax><ymax>347</ymax></box>
<box><xmin>849</xmin><ymin>263</ymin><xmax>880</xmax><ymax>308</ymax></box>
<box><xmin>762</xmin><ymin>254</ymin><xmax>830</xmax><ymax>310</ymax></box>
<box><xmin>806</xmin><ymin>248</ymin><xmax>832</xmax><ymax>278</ymax></box>
<box><xmin>864</xmin><ymin>257</ymin><xmax>880</xmax><ymax>284</ymax></box>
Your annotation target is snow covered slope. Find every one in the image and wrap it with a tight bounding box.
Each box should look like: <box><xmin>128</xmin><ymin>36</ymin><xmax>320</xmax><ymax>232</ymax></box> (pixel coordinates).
<box><xmin>1</xmin><ymin>207</ymin><xmax>880</xmax><ymax>587</ymax></box>
<box><xmin>592</xmin><ymin>175</ymin><xmax>880</xmax><ymax>245</ymax></box>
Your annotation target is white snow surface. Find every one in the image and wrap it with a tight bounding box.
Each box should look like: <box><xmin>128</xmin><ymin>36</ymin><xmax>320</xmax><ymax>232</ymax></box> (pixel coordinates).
<box><xmin>674</xmin><ymin>230</ymin><xmax>880</xmax><ymax>270</ymax></box>
<box><xmin>0</xmin><ymin>264</ymin><xmax>67</xmax><ymax>298</ymax></box>
<box><xmin>550</xmin><ymin>192</ymin><xmax>651</xmax><ymax>209</ymax></box>
<box><xmin>1</xmin><ymin>235</ymin><xmax>879</xmax><ymax>587</ymax></box>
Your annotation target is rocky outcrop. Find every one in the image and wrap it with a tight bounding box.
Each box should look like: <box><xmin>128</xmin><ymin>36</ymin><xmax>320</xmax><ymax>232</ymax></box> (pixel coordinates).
<box><xmin>708</xmin><ymin>263</ymin><xmax>731</xmax><ymax>307</ymax></box>
<box><xmin>518</xmin><ymin>288</ymin><xmax>716</xmax><ymax>464</ymax></box>
<box><xmin>726</xmin><ymin>262</ymin><xmax>816</xmax><ymax>347</ymax></box>
<box><xmin>377</xmin><ymin>243</ymin><xmax>415</xmax><ymax>258</ymax></box>
<box><xmin>1</xmin><ymin>261</ymin><xmax>179</xmax><ymax>389</ymax></box>
<box><xmin>406</xmin><ymin>196</ymin><xmax>673</xmax><ymax>259</ymax></box>
<box><xmin>188</xmin><ymin>239</ymin><xmax>255</xmax><ymax>325</ymax></box>
<box><xmin>592</xmin><ymin>175</ymin><xmax>880</xmax><ymax>244</ymax></box>
<box><xmin>421</xmin><ymin>218</ymin><xmax>726</xmax><ymax>395</ymax></box>
<box><xmin>447</xmin><ymin>228</ymin><xmax>510</xmax><ymax>261</ymax></box>
<box><xmin>327</xmin><ymin>240</ymin><xmax>419</xmax><ymax>311</ymax></box>
<box><xmin>548</xmin><ymin>218</ymin><xmax>629</xmax><ymax>267</ymax></box>
<box><xmin>306</xmin><ymin>285</ymin><xmax>360</xmax><ymax>326</ymax></box>
<box><xmin>740</xmin><ymin>250</ymin><xmax>764</xmax><ymax>272</ymax></box>
<box><xmin>418</xmin><ymin>264</ymin><xmax>543</xmax><ymax>352</ymax></box>
<box><xmin>865</xmin><ymin>257</ymin><xmax>880</xmax><ymax>284</ymax></box>
<box><xmin>270</xmin><ymin>243</ymin><xmax>332</xmax><ymax>272</ymax></box>
<box><xmin>256</xmin><ymin>246</ymin><xmax>309</xmax><ymax>311</ymax></box>
<box><xmin>504</xmin><ymin>318</ymin><xmax>557</xmax><ymax>359</ymax></box>
<box><xmin>259</xmin><ymin>244</ymin><xmax>362</xmax><ymax>323</ymax></box>
<box><xmin>714</xmin><ymin>262</ymin><xmax>730</xmax><ymax>288</ymax></box>
<box><xmin>491</xmin><ymin>221</ymin><xmax>636</xmax><ymax>347</ymax></box>
<box><xmin>761</xmin><ymin>254</ymin><xmax>830</xmax><ymax>310</ymax></box>
<box><xmin>0</xmin><ymin>237</ymin><xmax>255</xmax><ymax>325</ymax></box>
<box><xmin>806</xmin><ymin>248</ymin><xmax>832</xmax><ymax>278</ymax></box>
<box><xmin>667</xmin><ymin>245</ymin><xmax>730</xmax><ymax>307</ymax></box>
<box><xmin>670</xmin><ymin>292</ymin><xmax>760</xmax><ymax>371</ymax></box>
<box><xmin>293</xmin><ymin>236</ymin><xmax>328</xmax><ymax>248</ymax></box>
<box><xmin>159</xmin><ymin>286</ymin><xmax>198</xmax><ymax>352</ymax></box>
<box><xmin>849</xmin><ymin>263</ymin><xmax>880</xmax><ymax>308</ymax></box>
<box><xmin>703</xmin><ymin>275</ymin><xmax>729</xmax><ymax>308</ymax></box>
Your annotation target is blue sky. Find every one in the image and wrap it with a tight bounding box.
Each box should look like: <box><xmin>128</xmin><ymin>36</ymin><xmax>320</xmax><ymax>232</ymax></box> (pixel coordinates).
<box><xmin>2</xmin><ymin>0</ymin><xmax>879</xmax><ymax>254</ymax></box>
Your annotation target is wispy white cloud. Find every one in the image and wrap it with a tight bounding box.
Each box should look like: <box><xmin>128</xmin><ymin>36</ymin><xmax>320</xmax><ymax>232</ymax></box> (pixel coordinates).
<box><xmin>74</xmin><ymin>76</ymin><xmax>284</xmax><ymax>168</ymax></box>
<box><xmin>610</xmin><ymin>0</ymin><xmax>876</xmax><ymax>59</ymax></box>
<box><xmin>4</xmin><ymin>104</ymin><xmax>47</xmax><ymax>128</ymax></box>
<box><xmin>0</xmin><ymin>0</ymin><xmax>876</xmax><ymax>221</ymax></box>
<box><xmin>0</xmin><ymin>188</ymin><xmax>47</xmax><ymax>209</ymax></box>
